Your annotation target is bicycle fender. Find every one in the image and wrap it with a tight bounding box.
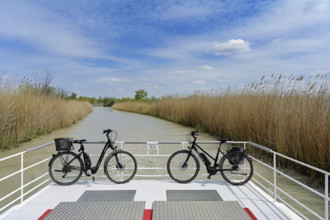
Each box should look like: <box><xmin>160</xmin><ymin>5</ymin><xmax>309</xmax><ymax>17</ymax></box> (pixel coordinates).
<box><xmin>48</xmin><ymin>154</ymin><xmax>56</xmax><ymax>166</ymax></box>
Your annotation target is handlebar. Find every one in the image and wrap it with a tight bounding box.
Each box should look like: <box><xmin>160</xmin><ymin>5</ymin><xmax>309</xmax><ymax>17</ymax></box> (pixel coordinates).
<box><xmin>103</xmin><ymin>129</ymin><xmax>112</xmax><ymax>134</ymax></box>
<box><xmin>191</xmin><ymin>131</ymin><xmax>199</xmax><ymax>137</ymax></box>
<box><xmin>103</xmin><ymin>129</ymin><xmax>117</xmax><ymax>143</ymax></box>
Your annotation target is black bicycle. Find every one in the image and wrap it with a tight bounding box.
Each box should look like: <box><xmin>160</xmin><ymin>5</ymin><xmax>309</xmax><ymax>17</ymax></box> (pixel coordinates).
<box><xmin>48</xmin><ymin>129</ymin><xmax>137</xmax><ymax>185</ymax></box>
<box><xmin>167</xmin><ymin>131</ymin><xmax>253</xmax><ymax>185</ymax></box>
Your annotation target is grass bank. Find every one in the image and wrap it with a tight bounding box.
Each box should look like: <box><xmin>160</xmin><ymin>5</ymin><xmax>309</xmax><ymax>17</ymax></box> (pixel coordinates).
<box><xmin>0</xmin><ymin>80</ymin><xmax>92</xmax><ymax>150</ymax></box>
<box><xmin>113</xmin><ymin>74</ymin><xmax>329</xmax><ymax>172</ymax></box>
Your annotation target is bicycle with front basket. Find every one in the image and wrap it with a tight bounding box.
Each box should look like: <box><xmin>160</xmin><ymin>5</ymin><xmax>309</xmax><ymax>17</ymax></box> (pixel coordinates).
<box><xmin>167</xmin><ymin>131</ymin><xmax>253</xmax><ymax>185</ymax></box>
<box><xmin>48</xmin><ymin>129</ymin><xmax>137</xmax><ymax>185</ymax></box>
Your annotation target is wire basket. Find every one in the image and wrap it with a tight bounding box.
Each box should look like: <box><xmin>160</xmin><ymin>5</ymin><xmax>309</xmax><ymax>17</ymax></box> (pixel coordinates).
<box><xmin>54</xmin><ymin>138</ymin><xmax>73</xmax><ymax>151</ymax></box>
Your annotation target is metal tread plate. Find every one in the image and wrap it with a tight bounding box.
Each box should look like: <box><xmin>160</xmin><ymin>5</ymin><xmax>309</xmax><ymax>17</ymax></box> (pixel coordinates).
<box><xmin>153</xmin><ymin>201</ymin><xmax>251</xmax><ymax>220</ymax></box>
<box><xmin>166</xmin><ymin>190</ymin><xmax>222</xmax><ymax>201</ymax></box>
<box><xmin>44</xmin><ymin>201</ymin><xmax>145</xmax><ymax>220</ymax></box>
<box><xmin>77</xmin><ymin>190</ymin><xmax>136</xmax><ymax>202</ymax></box>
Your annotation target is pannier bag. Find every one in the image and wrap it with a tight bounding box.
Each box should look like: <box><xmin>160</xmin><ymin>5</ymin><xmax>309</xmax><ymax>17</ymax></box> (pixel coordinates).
<box><xmin>54</xmin><ymin>138</ymin><xmax>73</xmax><ymax>151</ymax></box>
<box><xmin>226</xmin><ymin>146</ymin><xmax>245</xmax><ymax>165</ymax></box>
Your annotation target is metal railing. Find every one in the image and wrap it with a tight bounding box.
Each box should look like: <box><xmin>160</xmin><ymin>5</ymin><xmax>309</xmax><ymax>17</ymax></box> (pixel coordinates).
<box><xmin>0</xmin><ymin>142</ymin><xmax>53</xmax><ymax>213</ymax></box>
<box><xmin>248</xmin><ymin>142</ymin><xmax>329</xmax><ymax>220</ymax></box>
<box><xmin>0</xmin><ymin>140</ymin><xmax>329</xmax><ymax>220</ymax></box>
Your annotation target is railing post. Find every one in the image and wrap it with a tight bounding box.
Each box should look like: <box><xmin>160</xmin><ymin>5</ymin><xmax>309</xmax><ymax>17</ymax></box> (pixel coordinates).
<box><xmin>273</xmin><ymin>153</ymin><xmax>277</xmax><ymax>202</ymax></box>
<box><xmin>20</xmin><ymin>153</ymin><xmax>24</xmax><ymax>203</ymax></box>
<box><xmin>325</xmin><ymin>173</ymin><xmax>328</xmax><ymax>220</ymax></box>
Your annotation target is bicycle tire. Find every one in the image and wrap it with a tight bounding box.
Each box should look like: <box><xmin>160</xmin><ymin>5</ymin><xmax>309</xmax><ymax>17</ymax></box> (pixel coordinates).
<box><xmin>219</xmin><ymin>151</ymin><xmax>253</xmax><ymax>185</ymax></box>
<box><xmin>104</xmin><ymin>150</ymin><xmax>137</xmax><ymax>184</ymax></box>
<box><xmin>48</xmin><ymin>151</ymin><xmax>83</xmax><ymax>186</ymax></box>
<box><xmin>167</xmin><ymin>150</ymin><xmax>200</xmax><ymax>183</ymax></box>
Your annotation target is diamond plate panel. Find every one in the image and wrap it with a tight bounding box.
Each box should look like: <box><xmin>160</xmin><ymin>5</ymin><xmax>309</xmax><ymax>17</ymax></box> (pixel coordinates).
<box><xmin>166</xmin><ymin>190</ymin><xmax>222</xmax><ymax>201</ymax></box>
<box><xmin>44</xmin><ymin>201</ymin><xmax>145</xmax><ymax>220</ymax></box>
<box><xmin>153</xmin><ymin>201</ymin><xmax>251</xmax><ymax>220</ymax></box>
<box><xmin>77</xmin><ymin>190</ymin><xmax>136</xmax><ymax>202</ymax></box>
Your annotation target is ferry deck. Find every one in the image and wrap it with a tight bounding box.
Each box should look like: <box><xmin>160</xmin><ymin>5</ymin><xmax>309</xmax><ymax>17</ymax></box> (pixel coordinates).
<box><xmin>0</xmin><ymin>140</ymin><xmax>328</xmax><ymax>220</ymax></box>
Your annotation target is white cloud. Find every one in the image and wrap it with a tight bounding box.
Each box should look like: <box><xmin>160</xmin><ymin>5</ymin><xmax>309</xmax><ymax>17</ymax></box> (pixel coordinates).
<box><xmin>98</xmin><ymin>77</ymin><xmax>130</xmax><ymax>84</ymax></box>
<box><xmin>0</xmin><ymin>2</ymin><xmax>108</xmax><ymax>59</ymax></box>
<box><xmin>0</xmin><ymin>75</ymin><xmax>9</xmax><ymax>80</ymax></box>
<box><xmin>192</xmin><ymin>80</ymin><xmax>205</xmax><ymax>84</ymax></box>
<box><xmin>197</xmin><ymin>65</ymin><xmax>214</xmax><ymax>71</ymax></box>
<box><xmin>209</xmin><ymin>39</ymin><xmax>251</xmax><ymax>56</ymax></box>
<box><xmin>303</xmin><ymin>0</ymin><xmax>328</xmax><ymax>13</ymax></box>
<box><xmin>168</xmin><ymin>70</ymin><xmax>187</xmax><ymax>75</ymax></box>
<box><xmin>150</xmin><ymin>1</ymin><xmax>218</xmax><ymax>20</ymax></box>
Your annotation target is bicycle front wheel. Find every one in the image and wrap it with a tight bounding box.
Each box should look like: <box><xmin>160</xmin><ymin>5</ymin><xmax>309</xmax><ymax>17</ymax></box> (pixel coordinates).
<box><xmin>104</xmin><ymin>151</ymin><xmax>137</xmax><ymax>184</ymax></box>
<box><xmin>219</xmin><ymin>151</ymin><xmax>253</xmax><ymax>185</ymax></box>
<box><xmin>48</xmin><ymin>151</ymin><xmax>83</xmax><ymax>186</ymax></box>
<box><xmin>167</xmin><ymin>150</ymin><xmax>200</xmax><ymax>183</ymax></box>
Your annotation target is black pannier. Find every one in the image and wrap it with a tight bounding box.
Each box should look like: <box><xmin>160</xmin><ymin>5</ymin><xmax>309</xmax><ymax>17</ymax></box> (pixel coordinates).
<box><xmin>226</xmin><ymin>146</ymin><xmax>245</xmax><ymax>165</ymax></box>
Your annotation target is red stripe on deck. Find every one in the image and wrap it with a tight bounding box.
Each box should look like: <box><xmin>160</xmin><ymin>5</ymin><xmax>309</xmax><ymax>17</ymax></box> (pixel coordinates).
<box><xmin>244</xmin><ymin>208</ymin><xmax>258</xmax><ymax>220</ymax></box>
<box><xmin>38</xmin><ymin>209</ymin><xmax>52</xmax><ymax>220</ymax></box>
<box><xmin>143</xmin><ymin>209</ymin><xmax>152</xmax><ymax>220</ymax></box>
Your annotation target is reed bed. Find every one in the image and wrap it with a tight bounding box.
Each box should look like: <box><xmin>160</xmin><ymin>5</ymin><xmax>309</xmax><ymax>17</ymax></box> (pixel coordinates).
<box><xmin>113</xmin><ymin>74</ymin><xmax>329</xmax><ymax>172</ymax></box>
<box><xmin>0</xmin><ymin>79</ymin><xmax>92</xmax><ymax>150</ymax></box>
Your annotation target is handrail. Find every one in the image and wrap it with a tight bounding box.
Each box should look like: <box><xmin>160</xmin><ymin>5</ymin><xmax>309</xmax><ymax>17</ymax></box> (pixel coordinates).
<box><xmin>0</xmin><ymin>142</ymin><xmax>53</xmax><ymax>213</ymax></box>
<box><xmin>0</xmin><ymin>140</ymin><xmax>329</xmax><ymax>220</ymax></box>
<box><xmin>247</xmin><ymin>141</ymin><xmax>329</xmax><ymax>220</ymax></box>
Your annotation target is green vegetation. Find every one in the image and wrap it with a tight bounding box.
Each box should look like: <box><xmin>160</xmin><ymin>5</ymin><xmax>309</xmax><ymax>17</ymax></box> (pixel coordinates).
<box><xmin>113</xmin><ymin>74</ymin><xmax>330</xmax><ymax>174</ymax></box>
<box><xmin>135</xmin><ymin>89</ymin><xmax>148</xmax><ymax>100</ymax></box>
<box><xmin>0</xmin><ymin>73</ymin><xmax>92</xmax><ymax>150</ymax></box>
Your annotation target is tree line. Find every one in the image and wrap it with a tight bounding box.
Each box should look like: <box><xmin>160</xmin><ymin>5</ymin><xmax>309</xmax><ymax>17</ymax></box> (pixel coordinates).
<box><xmin>75</xmin><ymin>89</ymin><xmax>157</xmax><ymax>107</ymax></box>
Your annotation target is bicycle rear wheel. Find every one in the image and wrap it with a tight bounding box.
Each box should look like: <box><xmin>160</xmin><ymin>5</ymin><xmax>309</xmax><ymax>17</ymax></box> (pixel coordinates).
<box><xmin>167</xmin><ymin>150</ymin><xmax>200</xmax><ymax>183</ymax></box>
<box><xmin>219</xmin><ymin>151</ymin><xmax>253</xmax><ymax>185</ymax></box>
<box><xmin>104</xmin><ymin>150</ymin><xmax>137</xmax><ymax>184</ymax></box>
<box><xmin>48</xmin><ymin>151</ymin><xmax>83</xmax><ymax>186</ymax></box>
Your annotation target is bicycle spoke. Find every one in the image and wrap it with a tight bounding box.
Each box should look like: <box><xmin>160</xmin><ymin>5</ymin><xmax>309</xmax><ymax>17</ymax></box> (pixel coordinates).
<box><xmin>167</xmin><ymin>150</ymin><xmax>199</xmax><ymax>183</ymax></box>
<box><xmin>220</xmin><ymin>152</ymin><xmax>253</xmax><ymax>185</ymax></box>
<box><xmin>49</xmin><ymin>152</ymin><xmax>83</xmax><ymax>185</ymax></box>
<box><xmin>104</xmin><ymin>151</ymin><xmax>137</xmax><ymax>184</ymax></box>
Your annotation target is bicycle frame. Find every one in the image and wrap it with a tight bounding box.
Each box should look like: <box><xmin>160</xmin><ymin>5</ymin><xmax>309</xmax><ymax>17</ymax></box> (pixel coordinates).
<box><xmin>186</xmin><ymin>138</ymin><xmax>233</xmax><ymax>173</ymax></box>
<box><xmin>60</xmin><ymin>134</ymin><xmax>117</xmax><ymax>175</ymax></box>
<box><xmin>189</xmin><ymin>142</ymin><xmax>221</xmax><ymax>167</ymax></box>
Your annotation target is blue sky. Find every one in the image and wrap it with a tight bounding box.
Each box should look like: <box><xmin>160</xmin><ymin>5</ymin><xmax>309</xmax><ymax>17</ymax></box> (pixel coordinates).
<box><xmin>0</xmin><ymin>0</ymin><xmax>329</xmax><ymax>98</ymax></box>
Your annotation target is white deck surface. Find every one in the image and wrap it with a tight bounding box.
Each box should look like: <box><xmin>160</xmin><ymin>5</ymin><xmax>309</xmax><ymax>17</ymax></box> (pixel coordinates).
<box><xmin>1</xmin><ymin>180</ymin><xmax>301</xmax><ymax>220</ymax></box>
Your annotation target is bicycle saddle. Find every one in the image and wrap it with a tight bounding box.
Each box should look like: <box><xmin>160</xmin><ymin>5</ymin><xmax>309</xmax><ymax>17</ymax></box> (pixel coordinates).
<box><xmin>216</xmin><ymin>138</ymin><xmax>228</xmax><ymax>143</ymax></box>
<box><xmin>73</xmin><ymin>139</ymin><xmax>86</xmax><ymax>144</ymax></box>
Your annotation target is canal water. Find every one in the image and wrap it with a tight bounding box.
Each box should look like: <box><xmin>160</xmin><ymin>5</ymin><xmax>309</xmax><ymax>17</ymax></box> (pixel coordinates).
<box><xmin>0</xmin><ymin>107</ymin><xmax>327</xmax><ymax>219</ymax></box>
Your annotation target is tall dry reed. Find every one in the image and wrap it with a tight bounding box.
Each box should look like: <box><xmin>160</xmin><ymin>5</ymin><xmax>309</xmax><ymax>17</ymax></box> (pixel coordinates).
<box><xmin>113</xmin><ymin>74</ymin><xmax>329</xmax><ymax>172</ymax></box>
<box><xmin>0</xmin><ymin>78</ymin><xmax>92</xmax><ymax>150</ymax></box>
